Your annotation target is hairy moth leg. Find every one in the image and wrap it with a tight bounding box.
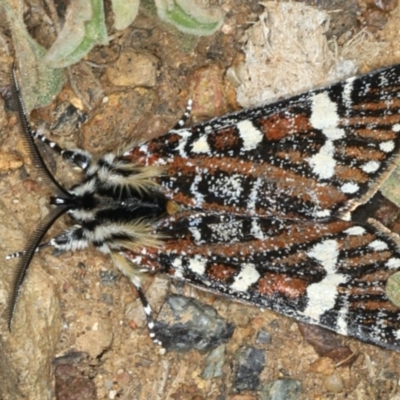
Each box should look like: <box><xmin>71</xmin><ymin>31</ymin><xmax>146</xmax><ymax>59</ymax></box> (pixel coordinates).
<box><xmin>37</xmin><ymin>132</ymin><xmax>92</xmax><ymax>170</ymax></box>
<box><xmin>11</xmin><ymin>68</ymin><xmax>92</xmax><ymax>170</ymax></box>
<box><xmin>110</xmin><ymin>251</ymin><xmax>163</xmax><ymax>346</ymax></box>
<box><xmin>5</xmin><ymin>225</ymin><xmax>89</xmax><ymax>260</ymax></box>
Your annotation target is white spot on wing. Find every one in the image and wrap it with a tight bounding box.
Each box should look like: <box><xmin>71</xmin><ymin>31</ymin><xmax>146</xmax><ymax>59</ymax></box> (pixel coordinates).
<box><xmin>315</xmin><ymin>210</ymin><xmax>331</xmax><ymax>218</ymax></box>
<box><xmin>380</xmin><ymin>140</ymin><xmax>395</xmax><ymax>153</ymax></box>
<box><xmin>191</xmin><ymin>135</ymin><xmax>210</xmax><ymax>154</ymax></box>
<box><xmin>187</xmin><ymin>255</ymin><xmax>207</xmax><ymax>276</ymax></box>
<box><xmin>344</xmin><ymin>226</ymin><xmax>366</xmax><ymax>236</ymax></box>
<box><xmin>302</xmin><ymin>240</ymin><xmax>347</xmax><ymax>320</ymax></box>
<box><xmin>230</xmin><ymin>263</ymin><xmax>260</xmax><ymax>292</ymax></box>
<box><xmin>386</xmin><ymin>258</ymin><xmax>400</xmax><ymax>269</ymax></box>
<box><xmin>307</xmin><ymin>141</ymin><xmax>336</xmax><ymax>179</ymax></box>
<box><xmin>340</xmin><ymin>182</ymin><xmax>359</xmax><ymax>194</ymax></box>
<box><xmin>310</xmin><ymin>92</ymin><xmax>345</xmax><ymax>140</ymax></box>
<box><xmin>172</xmin><ymin>258</ymin><xmax>184</xmax><ymax>279</ymax></box>
<box><xmin>307</xmin><ymin>239</ymin><xmax>339</xmax><ymax>271</ymax></box>
<box><xmin>393</xmin><ymin>123</ymin><xmax>400</xmax><ymax>132</ymax></box>
<box><xmin>236</xmin><ymin>120</ymin><xmax>263</xmax><ymax>150</ymax></box>
<box><xmin>361</xmin><ymin>160</ymin><xmax>380</xmax><ymax>174</ymax></box>
<box><xmin>307</xmin><ymin>92</ymin><xmax>353</xmax><ymax>181</ymax></box>
<box><xmin>368</xmin><ymin>240</ymin><xmax>388</xmax><ymax>251</ymax></box>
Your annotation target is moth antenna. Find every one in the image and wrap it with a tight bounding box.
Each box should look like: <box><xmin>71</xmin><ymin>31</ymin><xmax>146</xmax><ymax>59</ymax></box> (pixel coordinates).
<box><xmin>6</xmin><ymin>206</ymin><xmax>71</xmax><ymax>330</ymax></box>
<box><xmin>7</xmin><ymin>65</ymin><xmax>75</xmax><ymax>329</ymax></box>
<box><xmin>10</xmin><ymin>66</ymin><xmax>70</xmax><ymax>197</ymax></box>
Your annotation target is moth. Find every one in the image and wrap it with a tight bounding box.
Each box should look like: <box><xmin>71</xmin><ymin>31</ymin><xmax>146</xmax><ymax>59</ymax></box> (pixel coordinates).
<box><xmin>6</xmin><ymin>64</ymin><xmax>400</xmax><ymax>352</ymax></box>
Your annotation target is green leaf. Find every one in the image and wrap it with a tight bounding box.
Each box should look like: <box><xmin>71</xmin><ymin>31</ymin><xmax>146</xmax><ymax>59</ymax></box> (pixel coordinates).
<box><xmin>44</xmin><ymin>0</ymin><xmax>108</xmax><ymax>68</ymax></box>
<box><xmin>112</xmin><ymin>0</ymin><xmax>140</xmax><ymax>30</ymax></box>
<box><xmin>155</xmin><ymin>0</ymin><xmax>223</xmax><ymax>36</ymax></box>
<box><xmin>0</xmin><ymin>0</ymin><xmax>65</xmax><ymax>111</ymax></box>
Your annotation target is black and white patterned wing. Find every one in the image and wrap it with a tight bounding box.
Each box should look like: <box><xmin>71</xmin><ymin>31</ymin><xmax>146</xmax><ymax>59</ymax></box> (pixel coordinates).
<box><xmin>125</xmin><ymin>213</ymin><xmax>400</xmax><ymax>351</ymax></box>
<box><xmin>128</xmin><ymin>64</ymin><xmax>400</xmax><ymax>220</ymax></box>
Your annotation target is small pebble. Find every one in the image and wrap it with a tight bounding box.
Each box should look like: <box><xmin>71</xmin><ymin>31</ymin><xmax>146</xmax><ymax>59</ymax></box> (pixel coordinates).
<box><xmin>324</xmin><ymin>372</ymin><xmax>344</xmax><ymax>393</ymax></box>
<box><xmin>233</xmin><ymin>346</ymin><xmax>265</xmax><ymax>392</ymax></box>
<box><xmin>260</xmin><ymin>379</ymin><xmax>302</xmax><ymax>400</ymax></box>
<box><xmin>256</xmin><ymin>330</ymin><xmax>272</xmax><ymax>345</ymax></box>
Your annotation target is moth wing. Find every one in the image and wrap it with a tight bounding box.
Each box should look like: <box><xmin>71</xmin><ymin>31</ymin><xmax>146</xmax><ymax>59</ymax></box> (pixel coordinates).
<box><xmin>129</xmin><ymin>64</ymin><xmax>400</xmax><ymax>220</ymax></box>
<box><xmin>126</xmin><ymin>213</ymin><xmax>400</xmax><ymax>351</ymax></box>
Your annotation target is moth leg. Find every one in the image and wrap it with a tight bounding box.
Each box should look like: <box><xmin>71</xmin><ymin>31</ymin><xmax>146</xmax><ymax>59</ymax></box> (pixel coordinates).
<box><xmin>33</xmin><ymin>129</ymin><xmax>92</xmax><ymax>170</ymax></box>
<box><xmin>5</xmin><ymin>242</ymin><xmax>50</xmax><ymax>260</ymax></box>
<box><xmin>48</xmin><ymin>226</ymin><xmax>91</xmax><ymax>255</ymax></box>
<box><xmin>11</xmin><ymin>67</ymin><xmax>92</xmax><ymax>170</ymax></box>
<box><xmin>6</xmin><ymin>225</ymin><xmax>90</xmax><ymax>261</ymax></box>
<box><xmin>110</xmin><ymin>251</ymin><xmax>163</xmax><ymax>347</ymax></box>
<box><xmin>172</xmin><ymin>99</ymin><xmax>193</xmax><ymax>129</ymax></box>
